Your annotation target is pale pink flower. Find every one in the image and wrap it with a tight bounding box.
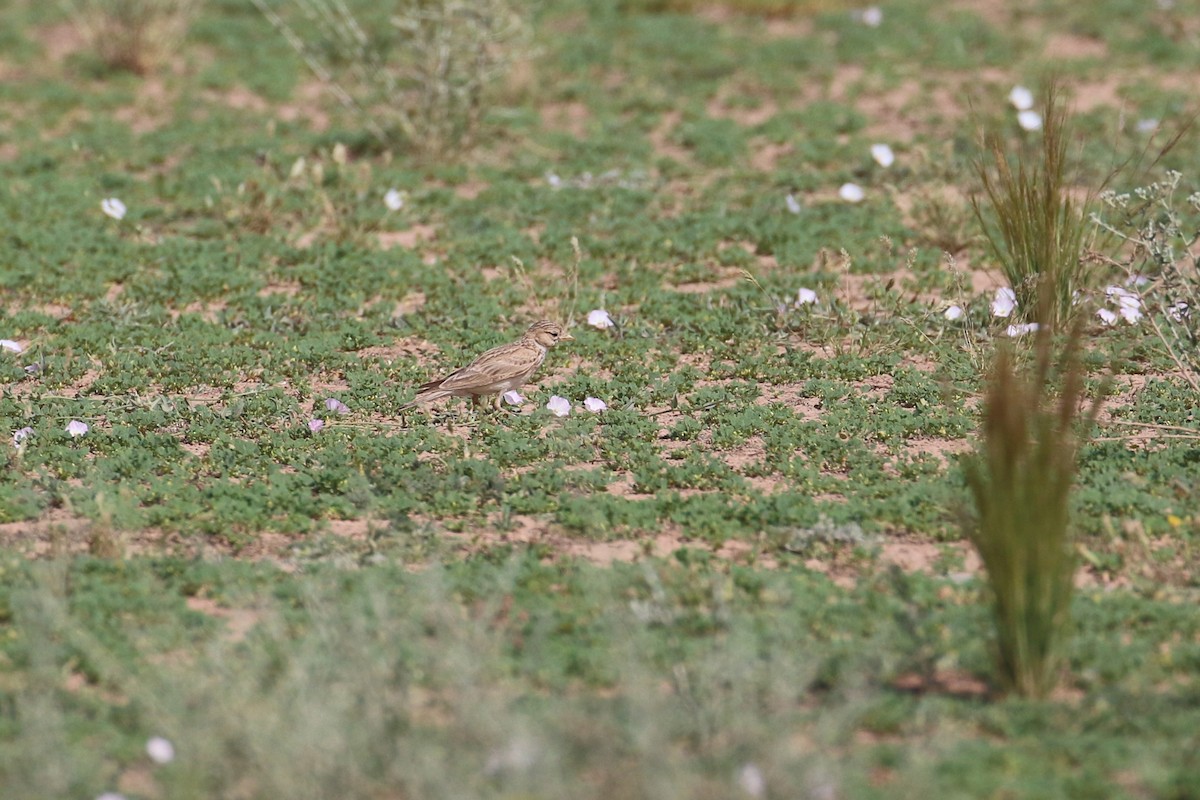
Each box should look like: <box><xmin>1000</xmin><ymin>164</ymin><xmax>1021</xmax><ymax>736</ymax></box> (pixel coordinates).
<box><xmin>324</xmin><ymin>398</ymin><xmax>349</xmax><ymax>414</ymax></box>
<box><xmin>101</xmin><ymin>198</ymin><xmax>127</xmax><ymax>220</ymax></box>
<box><xmin>502</xmin><ymin>391</ymin><xmax>525</xmax><ymax>406</ymax></box>
<box><xmin>587</xmin><ymin>309</ymin><xmax>615</xmax><ymax>329</ymax></box>
<box><xmin>13</xmin><ymin>427</ymin><xmax>33</xmax><ymax>446</ymax></box>
<box><xmin>795</xmin><ymin>287</ymin><xmax>818</xmax><ymax>305</ymax></box>
<box><xmin>0</xmin><ymin>339</ymin><xmax>21</xmax><ymax>353</ymax></box>
<box><xmin>146</xmin><ymin>736</ymin><xmax>175</xmax><ymax>764</ymax></box>
<box><xmin>943</xmin><ymin>305</ymin><xmax>964</xmax><ymax>321</ymax></box>
<box><xmin>583</xmin><ymin>397</ymin><xmax>607</xmax><ymax>412</ymax></box>
<box><xmin>1097</xmin><ymin>308</ymin><xmax>1118</xmax><ymax>326</ymax></box>
<box><xmin>66</xmin><ymin>420</ymin><xmax>88</xmax><ymax>438</ymax></box>
<box><xmin>1017</xmin><ymin>110</ymin><xmax>1042</xmax><ymax>131</ymax></box>
<box><xmin>870</xmin><ymin>143</ymin><xmax>895</xmax><ymax>168</ymax></box>
<box><xmin>785</xmin><ymin>193</ymin><xmax>801</xmax><ymax>214</ymax></box>
<box><xmin>546</xmin><ymin>396</ymin><xmax>571</xmax><ymax>417</ymax></box>
<box><xmin>991</xmin><ymin>287</ymin><xmax>1017</xmax><ymax>317</ymax></box>
<box><xmin>838</xmin><ymin>183</ymin><xmax>864</xmax><ymax>203</ymax></box>
<box><xmin>308</xmin><ymin>419</ymin><xmax>324</xmax><ymax>433</ymax></box>
<box><xmin>1009</xmin><ymin>85</ymin><xmax>1034</xmax><ymax>111</ymax></box>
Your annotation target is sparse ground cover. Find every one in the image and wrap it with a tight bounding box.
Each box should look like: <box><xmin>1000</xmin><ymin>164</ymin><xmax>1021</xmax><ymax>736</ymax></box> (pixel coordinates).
<box><xmin>0</xmin><ymin>0</ymin><xmax>1197</xmax><ymax>796</ymax></box>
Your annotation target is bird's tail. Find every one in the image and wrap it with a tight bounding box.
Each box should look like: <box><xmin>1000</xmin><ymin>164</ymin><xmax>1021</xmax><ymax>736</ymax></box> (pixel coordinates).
<box><xmin>400</xmin><ymin>386</ymin><xmax>448</xmax><ymax>410</ymax></box>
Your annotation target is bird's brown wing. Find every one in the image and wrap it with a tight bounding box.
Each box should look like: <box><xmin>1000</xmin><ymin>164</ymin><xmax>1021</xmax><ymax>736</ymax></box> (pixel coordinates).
<box><xmin>424</xmin><ymin>340</ymin><xmax>544</xmax><ymax>394</ymax></box>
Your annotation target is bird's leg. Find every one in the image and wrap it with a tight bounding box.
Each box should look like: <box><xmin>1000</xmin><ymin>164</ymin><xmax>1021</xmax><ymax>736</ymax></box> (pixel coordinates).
<box><xmin>492</xmin><ymin>393</ymin><xmax>503</xmax><ymax>412</ymax></box>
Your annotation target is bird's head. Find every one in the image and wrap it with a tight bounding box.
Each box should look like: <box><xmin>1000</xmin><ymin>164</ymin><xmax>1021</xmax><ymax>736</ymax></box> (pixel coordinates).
<box><xmin>525</xmin><ymin>319</ymin><xmax>573</xmax><ymax>347</ymax></box>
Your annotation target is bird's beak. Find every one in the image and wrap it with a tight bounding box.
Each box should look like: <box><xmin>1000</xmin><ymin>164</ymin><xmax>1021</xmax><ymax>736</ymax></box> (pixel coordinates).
<box><xmin>561</xmin><ymin>332</ymin><xmax>575</xmax><ymax>341</ymax></box>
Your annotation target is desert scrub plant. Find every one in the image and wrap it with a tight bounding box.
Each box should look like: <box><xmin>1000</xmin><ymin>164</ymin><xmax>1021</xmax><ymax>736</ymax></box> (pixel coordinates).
<box><xmin>60</xmin><ymin>0</ymin><xmax>201</xmax><ymax>75</ymax></box>
<box><xmin>972</xmin><ymin>83</ymin><xmax>1096</xmax><ymax>330</ymax></box>
<box><xmin>962</xmin><ymin>324</ymin><xmax>1105</xmax><ymax>698</ymax></box>
<box><xmin>252</xmin><ymin>0</ymin><xmax>531</xmax><ymax>155</ymax></box>
<box><xmin>1092</xmin><ymin>170</ymin><xmax>1200</xmax><ymax>393</ymax></box>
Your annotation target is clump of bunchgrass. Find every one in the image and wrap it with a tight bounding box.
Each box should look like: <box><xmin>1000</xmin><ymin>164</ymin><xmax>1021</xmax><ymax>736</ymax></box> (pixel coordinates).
<box><xmin>253</xmin><ymin>0</ymin><xmax>531</xmax><ymax>155</ymax></box>
<box><xmin>962</xmin><ymin>321</ymin><xmax>1105</xmax><ymax>697</ymax></box>
<box><xmin>972</xmin><ymin>83</ymin><xmax>1095</xmax><ymax>330</ymax></box>
<box><xmin>61</xmin><ymin>0</ymin><xmax>200</xmax><ymax>75</ymax></box>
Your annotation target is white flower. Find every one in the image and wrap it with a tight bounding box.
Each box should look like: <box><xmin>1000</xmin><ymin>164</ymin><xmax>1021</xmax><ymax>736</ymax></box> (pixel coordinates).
<box><xmin>0</xmin><ymin>339</ymin><xmax>22</xmax><ymax>353</ymax></box>
<box><xmin>101</xmin><ymin>198</ymin><xmax>126</xmax><ymax>220</ymax></box>
<box><xmin>1097</xmin><ymin>308</ymin><xmax>1118</xmax><ymax>326</ymax></box>
<box><xmin>870</xmin><ymin>143</ymin><xmax>895</xmax><ymax>168</ymax></box>
<box><xmin>1125</xmin><ymin>274</ymin><xmax>1150</xmax><ymax>288</ymax></box>
<box><xmin>1017</xmin><ymin>110</ymin><xmax>1043</xmax><ymax>131</ymax></box>
<box><xmin>587</xmin><ymin>309</ymin><xmax>615</xmax><ymax>329</ymax></box>
<box><xmin>1168</xmin><ymin>301</ymin><xmax>1189</xmax><ymax>322</ymax></box>
<box><xmin>66</xmin><ymin>420</ymin><xmax>88</xmax><ymax>438</ymax></box>
<box><xmin>1009</xmin><ymin>85</ymin><xmax>1034</xmax><ymax>111</ymax></box>
<box><xmin>584</xmin><ymin>397</ymin><xmax>607</xmax><ymax>412</ymax></box>
<box><xmin>146</xmin><ymin>736</ymin><xmax>175</xmax><ymax>764</ymax></box>
<box><xmin>838</xmin><ymin>183</ymin><xmax>865</xmax><ymax>203</ymax></box>
<box><xmin>861</xmin><ymin>6</ymin><xmax>883</xmax><ymax>27</ymax></box>
<box><xmin>943</xmin><ymin>305</ymin><xmax>964</xmax><ymax>321</ymax></box>
<box><xmin>545</xmin><ymin>171</ymin><xmax>563</xmax><ymax>189</ymax></box>
<box><xmin>324</xmin><ymin>398</ymin><xmax>349</xmax><ymax>414</ymax></box>
<box><xmin>785</xmin><ymin>193</ymin><xmax>802</xmax><ymax>214</ymax></box>
<box><xmin>1136</xmin><ymin>118</ymin><xmax>1159</xmax><ymax>134</ymax></box>
<box><xmin>383</xmin><ymin>189</ymin><xmax>405</xmax><ymax>211</ymax></box>
<box><xmin>1005</xmin><ymin>322</ymin><xmax>1039</xmax><ymax>337</ymax></box>
<box><xmin>1117</xmin><ymin>298</ymin><xmax>1142</xmax><ymax>324</ymax></box>
<box><xmin>96</xmin><ymin>794</ymin><xmax>128</xmax><ymax>800</ymax></box>
<box><xmin>502</xmin><ymin>390</ymin><xmax>525</xmax><ymax>406</ymax></box>
<box><xmin>737</xmin><ymin>763</ymin><xmax>766</xmax><ymax>797</ymax></box>
<box><xmin>308</xmin><ymin>418</ymin><xmax>324</xmax><ymax>433</ymax></box>
<box><xmin>795</xmin><ymin>287</ymin><xmax>818</xmax><ymax>305</ymax></box>
<box><xmin>546</xmin><ymin>396</ymin><xmax>571</xmax><ymax>417</ymax></box>
<box><xmin>991</xmin><ymin>287</ymin><xmax>1017</xmax><ymax>317</ymax></box>
<box><xmin>13</xmin><ymin>427</ymin><xmax>33</xmax><ymax>446</ymax></box>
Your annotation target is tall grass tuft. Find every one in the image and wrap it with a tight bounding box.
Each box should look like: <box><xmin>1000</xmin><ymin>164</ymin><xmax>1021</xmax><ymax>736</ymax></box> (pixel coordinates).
<box><xmin>961</xmin><ymin>323</ymin><xmax>1105</xmax><ymax>697</ymax></box>
<box><xmin>252</xmin><ymin>0</ymin><xmax>530</xmax><ymax>155</ymax></box>
<box><xmin>62</xmin><ymin>0</ymin><xmax>201</xmax><ymax>75</ymax></box>
<box><xmin>972</xmin><ymin>82</ymin><xmax>1094</xmax><ymax>330</ymax></box>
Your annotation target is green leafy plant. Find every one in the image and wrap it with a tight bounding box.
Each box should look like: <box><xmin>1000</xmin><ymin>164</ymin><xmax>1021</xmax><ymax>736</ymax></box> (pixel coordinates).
<box><xmin>962</xmin><ymin>325</ymin><xmax>1105</xmax><ymax>697</ymax></box>
<box><xmin>972</xmin><ymin>83</ymin><xmax>1095</xmax><ymax>330</ymax></box>
<box><xmin>253</xmin><ymin>0</ymin><xmax>530</xmax><ymax>154</ymax></box>
<box><xmin>62</xmin><ymin>0</ymin><xmax>200</xmax><ymax>74</ymax></box>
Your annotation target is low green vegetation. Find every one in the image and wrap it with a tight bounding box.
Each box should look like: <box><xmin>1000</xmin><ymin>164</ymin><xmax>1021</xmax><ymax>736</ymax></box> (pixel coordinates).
<box><xmin>0</xmin><ymin>0</ymin><xmax>1197</xmax><ymax>796</ymax></box>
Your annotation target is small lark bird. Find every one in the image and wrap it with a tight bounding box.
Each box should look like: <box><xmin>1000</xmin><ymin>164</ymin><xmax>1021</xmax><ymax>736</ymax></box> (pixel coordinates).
<box><xmin>409</xmin><ymin>320</ymin><xmax>573</xmax><ymax>410</ymax></box>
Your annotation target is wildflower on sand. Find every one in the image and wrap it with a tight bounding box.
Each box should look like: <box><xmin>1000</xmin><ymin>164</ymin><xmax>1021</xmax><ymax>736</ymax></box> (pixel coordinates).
<box><xmin>324</xmin><ymin>398</ymin><xmax>349</xmax><ymax>414</ymax></box>
<box><xmin>737</xmin><ymin>763</ymin><xmax>766</xmax><ymax>798</ymax></box>
<box><xmin>870</xmin><ymin>143</ymin><xmax>895</xmax><ymax>168</ymax></box>
<box><xmin>13</xmin><ymin>427</ymin><xmax>33</xmax><ymax>446</ymax></box>
<box><xmin>1136</xmin><ymin>118</ymin><xmax>1159</xmax><ymax>134</ymax></box>
<box><xmin>146</xmin><ymin>737</ymin><xmax>175</xmax><ymax>765</ymax></box>
<box><xmin>584</xmin><ymin>397</ymin><xmax>607</xmax><ymax>412</ymax></box>
<box><xmin>96</xmin><ymin>794</ymin><xmax>128</xmax><ymax>800</ymax></box>
<box><xmin>796</xmin><ymin>288</ymin><xmax>818</xmax><ymax>306</ymax></box>
<box><xmin>991</xmin><ymin>287</ymin><xmax>1017</xmax><ymax>317</ymax></box>
<box><xmin>308</xmin><ymin>418</ymin><xmax>324</xmax><ymax>433</ymax></box>
<box><xmin>839</xmin><ymin>183</ymin><xmax>865</xmax><ymax>203</ymax></box>
<box><xmin>1106</xmin><ymin>285</ymin><xmax>1143</xmax><ymax>324</ymax></box>
<box><xmin>502</xmin><ymin>390</ymin><xmax>525</xmax><ymax>406</ymax></box>
<box><xmin>0</xmin><ymin>339</ymin><xmax>21</xmax><ymax>353</ymax></box>
<box><xmin>1097</xmin><ymin>308</ymin><xmax>1118</xmax><ymax>326</ymax></box>
<box><xmin>860</xmin><ymin>6</ymin><xmax>883</xmax><ymax>27</ymax></box>
<box><xmin>785</xmin><ymin>193</ymin><xmax>802</xmax><ymax>214</ymax></box>
<box><xmin>545</xmin><ymin>171</ymin><xmax>563</xmax><ymax>189</ymax></box>
<box><xmin>546</xmin><ymin>396</ymin><xmax>571</xmax><ymax>417</ymax></box>
<box><xmin>101</xmin><ymin>198</ymin><xmax>127</xmax><ymax>220</ymax></box>
<box><xmin>944</xmin><ymin>305</ymin><xmax>964</xmax><ymax>321</ymax></box>
<box><xmin>587</xmin><ymin>309</ymin><xmax>615</xmax><ymax>329</ymax></box>
<box><xmin>383</xmin><ymin>189</ymin><xmax>405</xmax><ymax>211</ymax></box>
<box><xmin>66</xmin><ymin>420</ymin><xmax>88</xmax><ymax>438</ymax></box>
<box><xmin>1168</xmin><ymin>301</ymin><xmax>1189</xmax><ymax>322</ymax></box>
<box><xmin>1005</xmin><ymin>322</ymin><xmax>1039</xmax><ymax>337</ymax></box>
<box><xmin>1009</xmin><ymin>85</ymin><xmax>1034</xmax><ymax>111</ymax></box>
<box><xmin>1017</xmin><ymin>110</ymin><xmax>1043</xmax><ymax>131</ymax></box>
